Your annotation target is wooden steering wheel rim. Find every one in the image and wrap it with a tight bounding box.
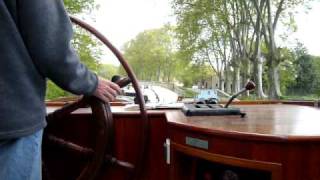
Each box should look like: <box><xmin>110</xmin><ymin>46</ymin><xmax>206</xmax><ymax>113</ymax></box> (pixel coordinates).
<box><xmin>43</xmin><ymin>16</ymin><xmax>149</xmax><ymax>180</ymax></box>
<box><xmin>71</xmin><ymin>16</ymin><xmax>150</xmax><ymax>180</ymax></box>
<box><xmin>70</xmin><ymin>16</ymin><xmax>150</xmax><ymax>179</ymax></box>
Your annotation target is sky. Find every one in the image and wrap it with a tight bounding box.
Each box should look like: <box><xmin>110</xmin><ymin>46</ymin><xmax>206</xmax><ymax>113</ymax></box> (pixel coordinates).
<box><xmin>87</xmin><ymin>0</ymin><xmax>174</xmax><ymax>65</ymax></box>
<box><xmin>290</xmin><ymin>1</ymin><xmax>320</xmax><ymax>55</ymax></box>
<box><xmin>85</xmin><ymin>0</ymin><xmax>320</xmax><ymax>65</ymax></box>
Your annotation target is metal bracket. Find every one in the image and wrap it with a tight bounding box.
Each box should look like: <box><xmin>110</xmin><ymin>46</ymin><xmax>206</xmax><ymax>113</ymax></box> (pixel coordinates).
<box><xmin>163</xmin><ymin>138</ymin><xmax>170</xmax><ymax>165</ymax></box>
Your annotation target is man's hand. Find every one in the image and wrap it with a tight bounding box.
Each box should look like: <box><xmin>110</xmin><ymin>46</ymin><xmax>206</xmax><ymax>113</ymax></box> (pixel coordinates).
<box><xmin>93</xmin><ymin>77</ymin><xmax>122</xmax><ymax>103</ymax></box>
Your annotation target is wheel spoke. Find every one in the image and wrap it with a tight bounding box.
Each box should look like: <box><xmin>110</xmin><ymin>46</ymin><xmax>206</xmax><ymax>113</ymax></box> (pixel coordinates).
<box><xmin>44</xmin><ymin>134</ymin><xmax>134</xmax><ymax>171</ymax></box>
<box><xmin>44</xmin><ymin>134</ymin><xmax>93</xmax><ymax>158</ymax></box>
<box><xmin>105</xmin><ymin>154</ymin><xmax>134</xmax><ymax>171</ymax></box>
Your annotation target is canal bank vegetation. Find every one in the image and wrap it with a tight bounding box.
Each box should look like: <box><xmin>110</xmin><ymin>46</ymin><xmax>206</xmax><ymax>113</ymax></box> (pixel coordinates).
<box><xmin>47</xmin><ymin>0</ymin><xmax>320</xmax><ymax>101</ymax></box>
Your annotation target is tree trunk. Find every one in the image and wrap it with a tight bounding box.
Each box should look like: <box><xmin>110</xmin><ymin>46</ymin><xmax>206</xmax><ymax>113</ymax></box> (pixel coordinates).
<box><xmin>225</xmin><ymin>67</ymin><xmax>231</xmax><ymax>93</ymax></box>
<box><xmin>157</xmin><ymin>65</ymin><xmax>161</xmax><ymax>81</ymax></box>
<box><xmin>268</xmin><ymin>63</ymin><xmax>281</xmax><ymax>99</ymax></box>
<box><xmin>212</xmin><ymin>75</ymin><xmax>215</xmax><ymax>90</ymax></box>
<box><xmin>253</xmin><ymin>57</ymin><xmax>267</xmax><ymax>99</ymax></box>
<box><xmin>219</xmin><ymin>72</ymin><xmax>225</xmax><ymax>91</ymax></box>
<box><xmin>166</xmin><ymin>68</ymin><xmax>171</xmax><ymax>83</ymax></box>
<box><xmin>232</xmin><ymin>66</ymin><xmax>241</xmax><ymax>94</ymax></box>
<box><xmin>243</xmin><ymin>58</ymin><xmax>251</xmax><ymax>97</ymax></box>
<box><xmin>219</xmin><ymin>78</ymin><xmax>225</xmax><ymax>91</ymax></box>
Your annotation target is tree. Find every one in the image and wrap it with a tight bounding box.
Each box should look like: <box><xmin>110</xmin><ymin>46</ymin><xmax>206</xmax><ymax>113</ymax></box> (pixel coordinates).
<box><xmin>180</xmin><ymin>63</ymin><xmax>213</xmax><ymax>88</ymax></box>
<box><xmin>278</xmin><ymin>48</ymin><xmax>296</xmax><ymax>95</ymax></box>
<box><xmin>255</xmin><ymin>0</ymin><xmax>309</xmax><ymax>99</ymax></box>
<box><xmin>172</xmin><ymin>0</ymin><xmax>312</xmax><ymax>99</ymax></box>
<box><xmin>172</xmin><ymin>0</ymin><xmax>262</xmax><ymax>94</ymax></box>
<box><xmin>121</xmin><ymin>26</ymin><xmax>178</xmax><ymax>83</ymax></box>
<box><xmin>173</xmin><ymin>0</ymin><xmax>228</xmax><ymax>90</ymax></box>
<box><xmin>294</xmin><ymin>55</ymin><xmax>320</xmax><ymax>94</ymax></box>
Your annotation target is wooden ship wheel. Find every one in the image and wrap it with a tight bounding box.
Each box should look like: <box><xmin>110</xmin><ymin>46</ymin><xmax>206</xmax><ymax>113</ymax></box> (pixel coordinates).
<box><xmin>42</xmin><ymin>16</ymin><xmax>149</xmax><ymax>180</ymax></box>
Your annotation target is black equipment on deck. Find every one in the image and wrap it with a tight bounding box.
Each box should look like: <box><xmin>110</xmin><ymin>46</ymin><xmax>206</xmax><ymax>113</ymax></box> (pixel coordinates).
<box><xmin>182</xmin><ymin>81</ymin><xmax>256</xmax><ymax>118</ymax></box>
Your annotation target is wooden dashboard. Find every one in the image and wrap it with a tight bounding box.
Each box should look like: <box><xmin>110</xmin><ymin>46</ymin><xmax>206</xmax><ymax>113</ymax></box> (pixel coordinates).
<box><xmin>46</xmin><ymin>101</ymin><xmax>320</xmax><ymax>180</ymax></box>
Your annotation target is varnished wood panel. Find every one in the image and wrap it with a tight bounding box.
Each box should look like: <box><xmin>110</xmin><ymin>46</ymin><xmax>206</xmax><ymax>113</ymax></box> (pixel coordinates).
<box><xmin>44</xmin><ymin>112</ymin><xmax>169</xmax><ymax>180</ymax></box>
<box><xmin>170</xmin><ymin>142</ymin><xmax>282</xmax><ymax>180</ymax></box>
<box><xmin>167</xmin><ymin>104</ymin><xmax>320</xmax><ymax>141</ymax></box>
<box><xmin>46</xmin><ymin>102</ymin><xmax>320</xmax><ymax>180</ymax></box>
<box><xmin>168</xmin><ymin>123</ymin><xmax>320</xmax><ymax>180</ymax></box>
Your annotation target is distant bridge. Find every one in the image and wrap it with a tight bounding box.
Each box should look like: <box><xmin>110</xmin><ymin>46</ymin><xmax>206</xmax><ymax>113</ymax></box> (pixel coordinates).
<box><xmin>140</xmin><ymin>81</ymin><xmax>185</xmax><ymax>96</ymax></box>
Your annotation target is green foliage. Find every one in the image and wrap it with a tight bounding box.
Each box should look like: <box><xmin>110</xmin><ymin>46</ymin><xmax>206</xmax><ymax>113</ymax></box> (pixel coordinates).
<box><xmin>121</xmin><ymin>24</ymin><xmax>214</xmax><ymax>87</ymax></box>
<box><xmin>278</xmin><ymin>43</ymin><xmax>320</xmax><ymax>97</ymax></box>
<box><xmin>97</xmin><ymin>64</ymin><xmax>119</xmax><ymax>80</ymax></box>
<box><xmin>280</xmin><ymin>95</ymin><xmax>319</xmax><ymax>101</ymax></box>
<box><xmin>316</xmin><ymin>88</ymin><xmax>320</xmax><ymax>99</ymax></box>
<box><xmin>172</xmin><ymin>0</ymin><xmax>313</xmax><ymax>99</ymax></box>
<box><xmin>279</xmin><ymin>62</ymin><xmax>296</xmax><ymax>94</ymax></box>
<box><xmin>278</xmin><ymin>48</ymin><xmax>296</xmax><ymax>94</ymax></box>
<box><xmin>46</xmin><ymin>81</ymin><xmax>71</xmax><ymax>100</ymax></box>
<box><xmin>179</xmin><ymin>62</ymin><xmax>213</xmax><ymax>87</ymax></box>
<box><xmin>63</xmin><ymin>0</ymin><xmax>97</xmax><ymax>14</ymax></box>
<box><xmin>293</xmin><ymin>55</ymin><xmax>320</xmax><ymax>94</ymax></box>
<box><xmin>122</xmin><ymin>26</ymin><xmax>179</xmax><ymax>82</ymax></box>
<box><xmin>173</xmin><ymin>0</ymin><xmax>229</xmax><ymax>72</ymax></box>
<box><xmin>276</xmin><ymin>44</ymin><xmax>320</xmax><ymax>97</ymax></box>
<box><xmin>72</xmin><ymin>28</ymin><xmax>102</xmax><ymax>72</ymax></box>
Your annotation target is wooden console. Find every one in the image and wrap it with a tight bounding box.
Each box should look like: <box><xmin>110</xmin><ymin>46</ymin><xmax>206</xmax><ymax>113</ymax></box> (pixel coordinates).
<box><xmin>45</xmin><ymin>102</ymin><xmax>320</xmax><ymax>180</ymax></box>
<box><xmin>166</xmin><ymin>104</ymin><xmax>320</xmax><ymax>180</ymax></box>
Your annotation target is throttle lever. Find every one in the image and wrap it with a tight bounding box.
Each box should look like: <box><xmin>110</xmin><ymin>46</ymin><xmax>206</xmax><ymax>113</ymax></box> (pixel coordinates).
<box><xmin>111</xmin><ymin>75</ymin><xmax>131</xmax><ymax>88</ymax></box>
<box><xmin>224</xmin><ymin>80</ymin><xmax>256</xmax><ymax>108</ymax></box>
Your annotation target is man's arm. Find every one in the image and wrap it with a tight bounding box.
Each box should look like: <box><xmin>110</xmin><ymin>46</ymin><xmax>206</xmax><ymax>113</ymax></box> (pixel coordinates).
<box><xmin>17</xmin><ymin>0</ymin><xmax>103</xmax><ymax>96</ymax></box>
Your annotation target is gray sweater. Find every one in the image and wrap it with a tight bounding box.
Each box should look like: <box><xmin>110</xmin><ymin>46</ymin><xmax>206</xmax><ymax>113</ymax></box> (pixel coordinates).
<box><xmin>0</xmin><ymin>0</ymin><xmax>98</xmax><ymax>139</ymax></box>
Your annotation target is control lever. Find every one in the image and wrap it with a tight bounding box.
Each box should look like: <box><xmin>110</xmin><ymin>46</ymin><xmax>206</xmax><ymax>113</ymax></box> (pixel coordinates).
<box><xmin>224</xmin><ymin>81</ymin><xmax>256</xmax><ymax>108</ymax></box>
<box><xmin>182</xmin><ymin>81</ymin><xmax>255</xmax><ymax>117</ymax></box>
<box><xmin>112</xmin><ymin>75</ymin><xmax>145</xmax><ymax>104</ymax></box>
<box><xmin>111</xmin><ymin>75</ymin><xmax>131</xmax><ymax>88</ymax></box>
